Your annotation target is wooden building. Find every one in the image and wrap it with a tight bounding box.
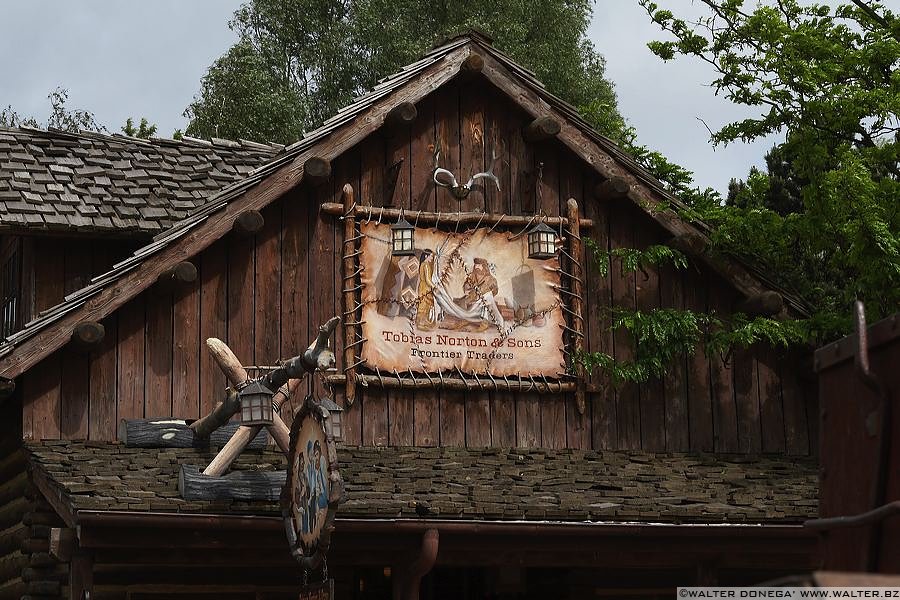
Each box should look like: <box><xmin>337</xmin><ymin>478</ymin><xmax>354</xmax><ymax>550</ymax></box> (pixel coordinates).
<box><xmin>0</xmin><ymin>32</ymin><xmax>820</xmax><ymax>599</ymax></box>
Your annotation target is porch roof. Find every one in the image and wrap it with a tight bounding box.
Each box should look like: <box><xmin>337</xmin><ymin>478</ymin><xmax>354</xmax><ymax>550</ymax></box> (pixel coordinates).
<box><xmin>26</xmin><ymin>440</ymin><xmax>818</xmax><ymax>526</ymax></box>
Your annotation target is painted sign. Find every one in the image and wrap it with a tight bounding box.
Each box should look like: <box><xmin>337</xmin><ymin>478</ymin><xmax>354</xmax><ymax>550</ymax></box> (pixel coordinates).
<box><xmin>359</xmin><ymin>222</ymin><xmax>565</xmax><ymax>377</ymax></box>
<box><xmin>281</xmin><ymin>397</ymin><xmax>343</xmax><ymax>569</ymax></box>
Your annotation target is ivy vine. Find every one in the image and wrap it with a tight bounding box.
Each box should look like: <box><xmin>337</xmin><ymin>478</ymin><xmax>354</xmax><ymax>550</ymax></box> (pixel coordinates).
<box><xmin>575</xmin><ymin>242</ymin><xmax>811</xmax><ymax>385</ymax></box>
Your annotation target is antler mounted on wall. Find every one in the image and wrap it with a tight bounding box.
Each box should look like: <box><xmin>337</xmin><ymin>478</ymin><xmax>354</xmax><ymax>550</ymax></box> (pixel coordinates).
<box><xmin>433</xmin><ymin>149</ymin><xmax>501</xmax><ymax>200</ymax></box>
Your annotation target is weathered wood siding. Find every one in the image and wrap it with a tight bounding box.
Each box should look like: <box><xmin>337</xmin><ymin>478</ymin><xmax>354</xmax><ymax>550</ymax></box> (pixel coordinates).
<box><xmin>18</xmin><ymin>84</ymin><xmax>816</xmax><ymax>454</ymax></box>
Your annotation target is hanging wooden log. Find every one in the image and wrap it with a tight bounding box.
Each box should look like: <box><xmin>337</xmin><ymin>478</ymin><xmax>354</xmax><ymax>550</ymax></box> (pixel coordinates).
<box><xmin>118</xmin><ymin>419</ymin><xmax>268</xmax><ymax>449</ymax></box>
<box><xmin>324</xmin><ymin>373</ymin><xmax>586</xmax><ymax>394</ymax></box>
<box><xmin>567</xmin><ymin>199</ymin><xmax>586</xmax><ymax>415</ymax></box>
<box><xmin>157</xmin><ymin>261</ymin><xmax>197</xmax><ymax>285</ymax></box>
<box><xmin>666</xmin><ymin>232</ymin><xmax>708</xmax><ymax>258</ymax></box>
<box><xmin>303</xmin><ymin>156</ymin><xmax>331</xmax><ymax>186</ymax></box>
<box><xmin>594</xmin><ymin>176</ymin><xmax>630</xmax><ymax>200</ymax></box>
<box><xmin>342</xmin><ymin>184</ymin><xmax>359</xmax><ymax>407</ymax></box>
<box><xmin>232</xmin><ymin>210</ymin><xmax>265</xmax><ymax>236</ymax></box>
<box><xmin>69</xmin><ymin>321</ymin><xmax>105</xmax><ymax>351</ymax></box>
<box><xmin>319</xmin><ymin>203</ymin><xmax>593</xmax><ymax>229</ymax></box>
<box><xmin>179</xmin><ymin>465</ymin><xmax>285</xmax><ymax>501</ymax></box>
<box><xmin>384</xmin><ymin>102</ymin><xmax>417</xmax><ymax>128</ymax></box>
<box><xmin>738</xmin><ymin>291</ymin><xmax>784</xmax><ymax>317</ymax></box>
<box><xmin>461</xmin><ymin>53</ymin><xmax>484</xmax><ymax>73</ymax></box>
<box><xmin>523</xmin><ymin>116</ymin><xmax>561</xmax><ymax>142</ymax></box>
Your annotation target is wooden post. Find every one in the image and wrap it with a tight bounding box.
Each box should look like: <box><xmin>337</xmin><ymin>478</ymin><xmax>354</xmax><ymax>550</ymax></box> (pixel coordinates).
<box><xmin>304</xmin><ymin>156</ymin><xmax>331</xmax><ymax>186</ymax></box>
<box><xmin>567</xmin><ymin>198</ymin><xmax>586</xmax><ymax>415</ymax></box>
<box><xmin>523</xmin><ymin>116</ymin><xmax>560</xmax><ymax>142</ymax></box>
<box><xmin>232</xmin><ymin>210</ymin><xmax>265</xmax><ymax>236</ymax></box>
<box><xmin>342</xmin><ymin>184</ymin><xmax>359</xmax><ymax>407</ymax></box>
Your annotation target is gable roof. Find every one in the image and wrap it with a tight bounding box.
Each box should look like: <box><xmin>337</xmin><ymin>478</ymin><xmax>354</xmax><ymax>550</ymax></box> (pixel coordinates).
<box><xmin>0</xmin><ymin>33</ymin><xmax>806</xmax><ymax>380</ymax></box>
<box><xmin>0</xmin><ymin>127</ymin><xmax>279</xmax><ymax>235</ymax></box>
<box><xmin>27</xmin><ymin>441</ymin><xmax>817</xmax><ymax>525</ymax></box>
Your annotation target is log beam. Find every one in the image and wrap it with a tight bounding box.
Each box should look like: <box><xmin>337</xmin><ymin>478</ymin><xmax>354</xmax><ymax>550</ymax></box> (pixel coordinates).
<box><xmin>319</xmin><ymin>203</ymin><xmax>593</xmax><ymax>229</ymax></box>
<box><xmin>325</xmin><ymin>373</ymin><xmax>587</xmax><ymax>394</ymax></box>
<box><xmin>179</xmin><ymin>465</ymin><xmax>285</xmax><ymax>501</ymax></box>
<box><xmin>384</xmin><ymin>102</ymin><xmax>417</xmax><ymax>129</ymax></box>
<box><xmin>594</xmin><ymin>177</ymin><xmax>630</xmax><ymax>201</ymax></box>
<box><xmin>567</xmin><ymin>198</ymin><xmax>586</xmax><ymax>415</ymax></box>
<box><xmin>69</xmin><ymin>321</ymin><xmax>105</xmax><ymax>351</ymax></box>
<box><xmin>342</xmin><ymin>184</ymin><xmax>359</xmax><ymax>407</ymax></box>
<box><xmin>303</xmin><ymin>156</ymin><xmax>331</xmax><ymax>186</ymax></box>
<box><xmin>118</xmin><ymin>419</ymin><xmax>267</xmax><ymax>449</ymax></box>
<box><xmin>232</xmin><ymin>210</ymin><xmax>265</xmax><ymax>236</ymax></box>
<box><xmin>523</xmin><ymin>116</ymin><xmax>560</xmax><ymax>142</ymax></box>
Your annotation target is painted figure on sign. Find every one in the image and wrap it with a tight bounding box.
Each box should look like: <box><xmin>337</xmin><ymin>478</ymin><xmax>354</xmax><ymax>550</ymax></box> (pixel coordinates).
<box><xmin>294</xmin><ymin>449</ymin><xmax>310</xmax><ymax>534</ymax></box>
<box><xmin>416</xmin><ymin>249</ymin><xmax>438</xmax><ymax>331</ymax></box>
<box><xmin>457</xmin><ymin>257</ymin><xmax>505</xmax><ymax>332</ymax></box>
<box><xmin>306</xmin><ymin>441</ymin><xmax>319</xmax><ymax>532</ymax></box>
<box><xmin>314</xmin><ymin>440</ymin><xmax>328</xmax><ymax>510</ymax></box>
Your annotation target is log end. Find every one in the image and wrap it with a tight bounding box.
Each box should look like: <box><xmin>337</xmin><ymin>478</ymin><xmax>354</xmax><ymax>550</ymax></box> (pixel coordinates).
<box><xmin>304</xmin><ymin>156</ymin><xmax>332</xmax><ymax>185</ymax></box>
<box><xmin>523</xmin><ymin>116</ymin><xmax>561</xmax><ymax>142</ymax></box>
<box><xmin>70</xmin><ymin>321</ymin><xmax>105</xmax><ymax>350</ymax></box>
<box><xmin>461</xmin><ymin>53</ymin><xmax>484</xmax><ymax>73</ymax></box>
<box><xmin>384</xmin><ymin>102</ymin><xmax>417</xmax><ymax>128</ymax></box>
<box><xmin>738</xmin><ymin>290</ymin><xmax>785</xmax><ymax>317</ymax></box>
<box><xmin>666</xmin><ymin>232</ymin><xmax>708</xmax><ymax>257</ymax></box>
<box><xmin>158</xmin><ymin>261</ymin><xmax>197</xmax><ymax>286</ymax></box>
<box><xmin>233</xmin><ymin>210</ymin><xmax>265</xmax><ymax>236</ymax></box>
<box><xmin>594</xmin><ymin>176</ymin><xmax>631</xmax><ymax>200</ymax></box>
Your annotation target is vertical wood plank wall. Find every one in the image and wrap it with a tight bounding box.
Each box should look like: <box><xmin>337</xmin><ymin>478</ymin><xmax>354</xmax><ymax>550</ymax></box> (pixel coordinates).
<box><xmin>17</xmin><ymin>84</ymin><xmax>816</xmax><ymax>455</ymax></box>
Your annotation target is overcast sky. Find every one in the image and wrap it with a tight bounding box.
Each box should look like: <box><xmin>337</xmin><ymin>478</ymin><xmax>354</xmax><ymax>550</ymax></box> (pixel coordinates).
<box><xmin>1</xmin><ymin>1</ymin><xmax>781</xmax><ymax>194</ymax></box>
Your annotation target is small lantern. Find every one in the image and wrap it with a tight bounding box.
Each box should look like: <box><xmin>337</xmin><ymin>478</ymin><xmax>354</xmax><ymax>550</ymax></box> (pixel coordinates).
<box><xmin>319</xmin><ymin>397</ymin><xmax>344</xmax><ymax>441</ymax></box>
<box><xmin>391</xmin><ymin>216</ymin><xmax>415</xmax><ymax>256</ymax></box>
<box><xmin>527</xmin><ymin>221</ymin><xmax>557</xmax><ymax>259</ymax></box>
<box><xmin>239</xmin><ymin>380</ymin><xmax>274</xmax><ymax>426</ymax></box>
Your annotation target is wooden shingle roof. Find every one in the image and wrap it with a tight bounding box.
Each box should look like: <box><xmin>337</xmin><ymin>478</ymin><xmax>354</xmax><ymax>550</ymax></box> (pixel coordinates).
<box><xmin>27</xmin><ymin>441</ymin><xmax>818</xmax><ymax>525</ymax></box>
<box><xmin>0</xmin><ymin>128</ymin><xmax>279</xmax><ymax>234</ymax></box>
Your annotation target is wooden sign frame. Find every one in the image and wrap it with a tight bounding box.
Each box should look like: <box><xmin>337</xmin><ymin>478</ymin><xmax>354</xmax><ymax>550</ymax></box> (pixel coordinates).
<box><xmin>325</xmin><ymin>186</ymin><xmax>588</xmax><ymax>413</ymax></box>
<box><xmin>281</xmin><ymin>396</ymin><xmax>344</xmax><ymax>570</ymax></box>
